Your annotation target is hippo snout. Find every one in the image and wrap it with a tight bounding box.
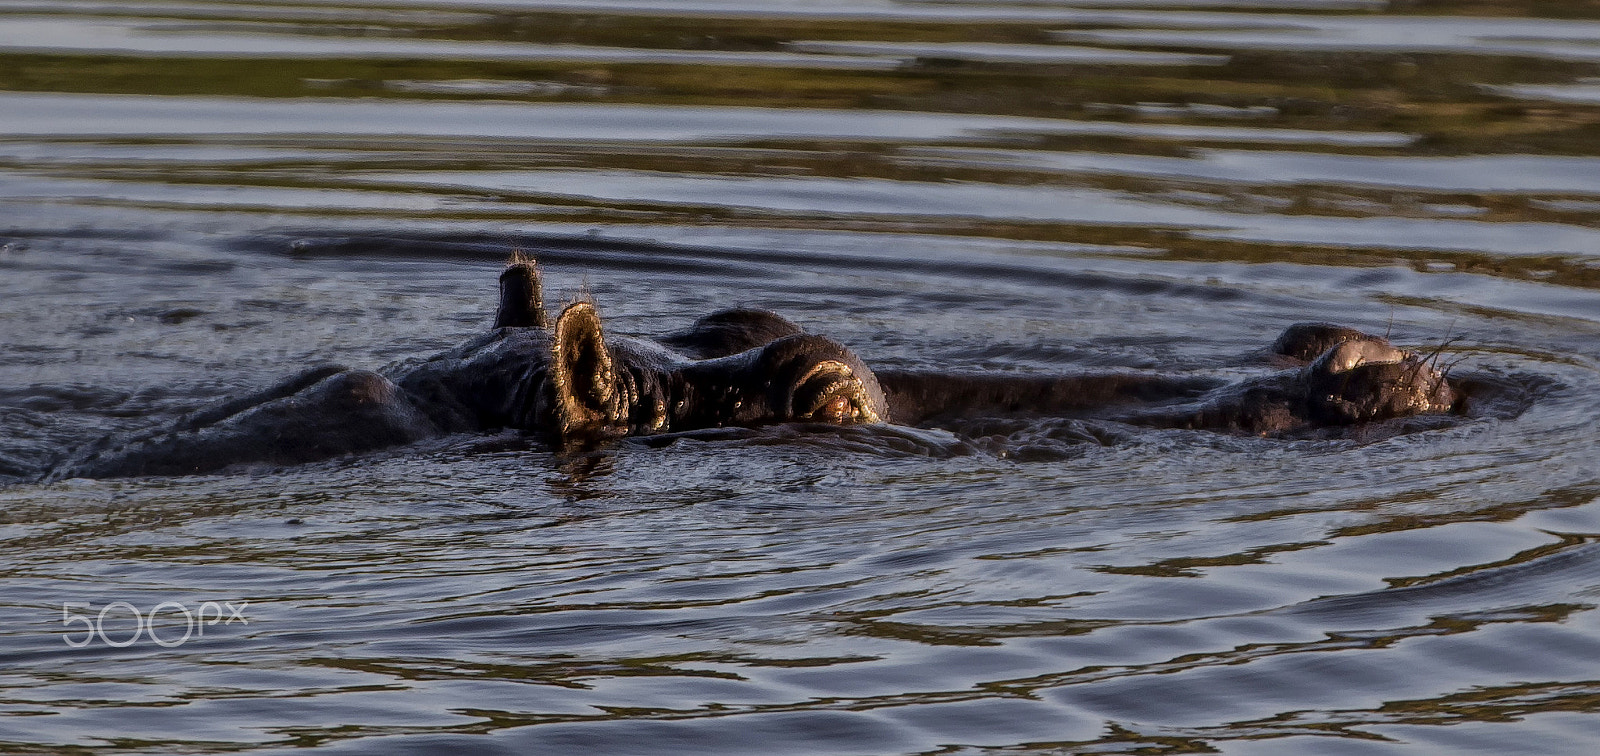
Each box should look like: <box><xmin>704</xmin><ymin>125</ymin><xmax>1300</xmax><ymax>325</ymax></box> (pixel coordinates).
<box><xmin>1306</xmin><ymin>340</ymin><xmax>1457</xmax><ymax>424</ymax></box>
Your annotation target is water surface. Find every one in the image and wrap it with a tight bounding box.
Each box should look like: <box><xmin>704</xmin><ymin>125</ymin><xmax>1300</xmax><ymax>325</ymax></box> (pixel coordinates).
<box><xmin>3</xmin><ymin>1</ymin><xmax>1600</xmax><ymax>754</ymax></box>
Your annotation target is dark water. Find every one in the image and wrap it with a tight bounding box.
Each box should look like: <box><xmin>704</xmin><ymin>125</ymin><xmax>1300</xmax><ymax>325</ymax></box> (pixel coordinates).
<box><xmin>4</xmin><ymin>1</ymin><xmax>1600</xmax><ymax>753</ymax></box>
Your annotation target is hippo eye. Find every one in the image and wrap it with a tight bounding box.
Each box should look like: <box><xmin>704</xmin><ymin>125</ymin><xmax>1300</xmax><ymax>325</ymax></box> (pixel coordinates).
<box><xmin>792</xmin><ymin>360</ymin><xmax>879</xmax><ymax>424</ymax></box>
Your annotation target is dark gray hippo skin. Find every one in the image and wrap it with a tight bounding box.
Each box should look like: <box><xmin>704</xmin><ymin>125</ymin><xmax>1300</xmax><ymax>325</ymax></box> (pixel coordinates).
<box><xmin>44</xmin><ymin>260</ymin><xmax>1465</xmax><ymax>480</ymax></box>
<box><xmin>46</xmin><ymin>260</ymin><xmax>886</xmax><ymax>480</ymax></box>
<box><xmin>1106</xmin><ymin>327</ymin><xmax>1460</xmax><ymax>435</ymax></box>
<box><xmin>873</xmin><ymin>324</ymin><xmax>1458</xmax><ymax>436</ymax></box>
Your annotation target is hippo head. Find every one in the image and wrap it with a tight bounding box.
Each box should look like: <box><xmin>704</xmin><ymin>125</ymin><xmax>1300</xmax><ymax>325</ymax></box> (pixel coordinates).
<box><xmin>549</xmin><ymin>302</ymin><xmax>886</xmax><ymax>440</ymax></box>
<box><xmin>1304</xmin><ymin>338</ymin><xmax>1458</xmax><ymax>425</ymax></box>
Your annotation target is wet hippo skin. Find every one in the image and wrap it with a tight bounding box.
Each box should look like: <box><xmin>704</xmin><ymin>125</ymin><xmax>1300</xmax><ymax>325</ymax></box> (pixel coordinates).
<box><xmin>875</xmin><ymin>324</ymin><xmax>1457</xmax><ymax>437</ymax></box>
<box><xmin>45</xmin><ymin>259</ymin><xmax>886</xmax><ymax>479</ymax></box>
<box><xmin>44</xmin><ymin>259</ymin><xmax>1465</xmax><ymax>480</ymax></box>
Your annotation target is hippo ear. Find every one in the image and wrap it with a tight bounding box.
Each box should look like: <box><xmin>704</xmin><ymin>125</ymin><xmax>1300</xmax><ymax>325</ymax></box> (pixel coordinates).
<box><xmin>494</xmin><ymin>252</ymin><xmax>546</xmax><ymax>329</ymax></box>
<box><xmin>551</xmin><ymin>301</ymin><xmax>619</xmax><ymax>437</ymax></box>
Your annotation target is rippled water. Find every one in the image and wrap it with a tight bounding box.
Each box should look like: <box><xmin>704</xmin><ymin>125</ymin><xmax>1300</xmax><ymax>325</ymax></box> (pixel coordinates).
<box><xmin>4</xmin><ymin>1</ymin><xmax>1600</xmax><ymax>753</ymax></box>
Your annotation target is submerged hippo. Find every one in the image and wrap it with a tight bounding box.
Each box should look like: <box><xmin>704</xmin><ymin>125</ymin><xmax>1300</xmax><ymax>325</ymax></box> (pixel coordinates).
<box><xmin>45</xmin><ymin>256</ymin><xmax>1461</xmax><ymax>480</ymax></box>
<box><xmin>1130</xmin><ymin>327</ymin><xmax>1459</xmax><ymax>433</ymax></box>
<box><xmin>880</xmin><ymin>322</ymin><xmax>1459</xmax><ymax>436</ymax></box>
<box><xmin>46</xmin><ymin>257</ymin><xmax>887</xmax><ymax>480</ymax></box>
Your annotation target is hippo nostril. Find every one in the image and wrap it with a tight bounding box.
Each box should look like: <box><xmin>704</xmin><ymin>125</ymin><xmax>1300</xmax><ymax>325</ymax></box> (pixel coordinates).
<box><xmin>1308</xmin><ymin>348</ymin><xmax>1457</xmax><ymax>424</ymax></box>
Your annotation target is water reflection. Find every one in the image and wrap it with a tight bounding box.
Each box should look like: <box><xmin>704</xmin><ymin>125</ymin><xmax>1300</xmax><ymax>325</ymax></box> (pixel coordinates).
<box><xmin>908</xmin><ymin>147</ymin><xmax>1600</xmax><ymax>195</ymax></box>
<box><xmin>547</xmin><ymin>449</ymin><xmax>618</xmax><ymax>502</ymax></box>
<box><xmin>1492</xmin><ymin>80</ymin><xmax>1600</xmax><ymax>104</ymax></box>
<box><xmin>0</xmin><ymin>16</ymin><xmax>903</xmax><ymax>69</ymax></box>
<box><xmin>1053</xmin><ymin>11</ymin><xmax>1600</xmax><ymax>61</ymax></box>
<box><xmin>0</xmin><ymin>91</ymin><xmax>1415</xmax><ymax>145</ymax></box>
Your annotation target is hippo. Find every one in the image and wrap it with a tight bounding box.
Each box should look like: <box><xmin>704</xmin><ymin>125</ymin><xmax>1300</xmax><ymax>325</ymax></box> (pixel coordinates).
<box><xmin>45</xmin><ymin>257</ymin><xmax>886</xmax><ymax>480</ymax></box>
<box><xmin>877</xmin><ymin>322</ymin><xmax>1459</xmax><ymax>437</ymax></box>
<box><xmin>43</xmin><ymin>256</ymin><xmax>1462</xmax><ymax>480</ymax></box>
<box><xmin>1122</xmin><ymin>326</ymin><xmax>1460</xmax><ymax>434</ymax></box>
